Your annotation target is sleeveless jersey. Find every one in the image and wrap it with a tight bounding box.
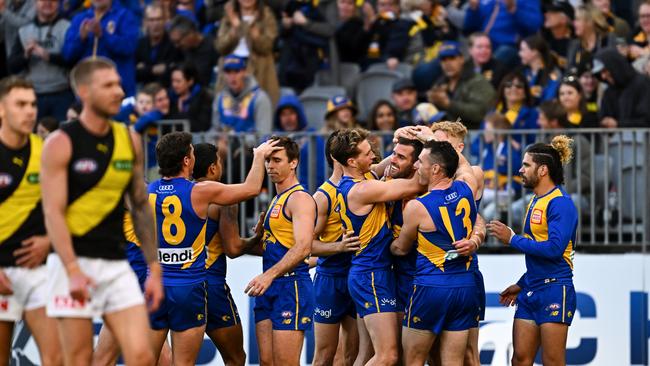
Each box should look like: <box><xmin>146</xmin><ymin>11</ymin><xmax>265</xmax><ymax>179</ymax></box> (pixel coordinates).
<box><xmin>262</xmin><ymin>184</ymin><xmax>310</xmax><ymax>280</ymax></box>
<box><xmin>0</xmin><ymin>134</ymin><xmax>45</xmax><ymax>266</ymax></box>
<box><xmin>62</xmin><ymin>121</ymin><xmax>133</xmax><ymax>259</ymax></box>
<box><xmin>389</xmin><ymin>197</ymin><xmax>417</xmax><ymax>276</ymax></box>
<box><xmin>315</xmin><ymin>180</ymin><xmax>350</xmax><ymax>276</ymax></box>
<box><xmin>205</xmin><ymin>216</ymin><xmax>227</xmax><ymax>284</ymax></box>
<box><xmin>415</xmin><ymin>181</ymin><xmax>477</xmax><ymax>287</ymax></box>
<box><xmin>337</xmin><ymin>175</ymin><xmax>393</xmax><ymax>273</ymax></box>
<box><xmin>516</xmin><ymin>186</ymin><xmax>576</xmax><ymax>289</ymax></box>
<box><xmin>148</xmin><ymin>177</ymin><xmax>207</xmax><ymax>285</ymax></box>
<box><xmin>123</xmin><ymin>211</ymin><xmax>146</xmax><ymax>274</ymax></box>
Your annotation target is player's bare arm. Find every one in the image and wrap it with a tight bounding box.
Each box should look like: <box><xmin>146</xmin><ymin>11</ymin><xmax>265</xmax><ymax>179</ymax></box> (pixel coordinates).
<box><xmin>391</xmin><ymin>200</ymin><xmax>425</xmax><ymax>256</ymax></box>
<box><xmin>353</xmin><ymin>175</ymin><xmax>425</xmax><ymax>206</ymax></box>
<box><xmin>311</xmin><ymin>190</ymin><xmax>360</xmax><ymax>256</ymax></box>
<box><xmin>41</xmin><ymin>131</ymin><xmax>95</xmax><ymax>301</ymax></box>
<box><xmin>217</xmin><ymin>204</ymin><xmax>265</xmax><ymax>258</ymax></box>
<box><xmin>453</xmin><ymin>214</ymin><xmax>486</xmax><ymax>256</ymax></box>
<box><xmin>194</xmin><ymin>139</ymin><xmax>281</xmax><ymax>206</ymax></box>
<box><xmin>245</xmin><ymin>191</ymin><xmax>316</xmax><ymax>297</ymax></box>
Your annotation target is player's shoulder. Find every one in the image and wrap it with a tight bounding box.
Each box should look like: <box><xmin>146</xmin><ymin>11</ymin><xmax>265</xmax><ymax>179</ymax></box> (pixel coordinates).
<box><xmin>42</xmin><ymin>130</ymin><xmax>72</xmax><ymax>159</ymax></box>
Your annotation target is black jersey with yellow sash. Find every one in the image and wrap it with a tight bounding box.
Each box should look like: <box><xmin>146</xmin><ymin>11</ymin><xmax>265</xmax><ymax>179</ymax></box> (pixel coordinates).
<box><xmin>62</xmin><ymin>120</ymin><xmax>134</xmax><ymax>260</ymax></box>
<box><xmin>337</xmin><ymin>174</ymin><xmax>393</xmax><ymax>273</ymax></box>
<box><xmin>262</xmin><ymin>184</ymin><xmax>311</xmax><ymax>280</ymax></box>
<box><xmin>0</xmin><ymin>134</ymin><xmax>45</xmax><ymax>266</ymax></box>
<box><xmin>315</xmin><ymin>179</ymin><xmax>349</xmax><ymax>276</ymax></box>
<box><xmin>414</xmin><ymin>181</ymin><xmax>477</xmax><ymax>287</ymax></box>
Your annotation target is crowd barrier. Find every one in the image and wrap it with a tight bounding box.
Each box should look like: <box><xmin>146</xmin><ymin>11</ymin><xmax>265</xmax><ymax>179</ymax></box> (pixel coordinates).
<box><xmin>144</xmin><ymin>123</ymin><xmax>650</xmax><ymax>248</ymax></box>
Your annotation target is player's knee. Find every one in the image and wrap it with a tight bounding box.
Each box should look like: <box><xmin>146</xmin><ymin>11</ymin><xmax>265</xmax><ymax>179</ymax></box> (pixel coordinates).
<box><xmin>223</xmin><ymin>349</ymin><xmax>246</xmax><ymax>366</ymax></box>
<box><xmin>541</xmin><ymin>350</ymin><xmax>565</xmax><ymax>366</ymax></box>
<box><xmin>259</xmin><ymin>352</ymin><xmax>274</xmax><ymax>366</ymax></box>
<box><xmin>511</xmin><ymin>351</ymin><xmax>534</xmax><ymax>366</ymax></box>
<box><xmin>40</xmin><ymin>351</ymin><xmax>63</xmax><ymax>366</ymax></box>
<box><xmin>376</xmin><ymin>347</ymin><xmax>399</xmax><ymax>365</ymax></box>
<box><xmin>125</xmin><ymin>346</ymin><xmax>155</xmax><ymax>366</ymax></box>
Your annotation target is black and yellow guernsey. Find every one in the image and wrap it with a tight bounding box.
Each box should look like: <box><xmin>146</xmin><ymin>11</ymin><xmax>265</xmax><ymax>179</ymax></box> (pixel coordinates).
<box><xmin>0</xmin><ymin>134</ymin><xmax>45</xmax><ymax>266</ymax></box>
<box><xmin>62</xmin><ymin>120</ymin><xmax>134</xmax><ymax>260</ymax></box>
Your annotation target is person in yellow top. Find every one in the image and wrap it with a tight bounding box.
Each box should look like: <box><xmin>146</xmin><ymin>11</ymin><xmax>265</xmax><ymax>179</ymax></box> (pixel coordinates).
<box><xmin>0</xmin><ymin>77</ymin><xmax>62</xmax><ymax>365</ymax></box>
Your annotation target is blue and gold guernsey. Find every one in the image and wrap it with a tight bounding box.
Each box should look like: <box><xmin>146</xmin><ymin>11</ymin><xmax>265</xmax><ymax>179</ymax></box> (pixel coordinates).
<box><xmin>315</xmin><ymin>180</ymin><xmax>349</xmax><ymax>275</ymax></box>
<box><xmin>389</xmin><ymin>196</ymin><xmax>418</xmax><ymax>309</ymax></box>
<box><xmin>414</xmin><ymin>181</ymin><xmax>478</xmax><ymax>287</ymax></box>
<box><xmin>512</xmin><ymin>186</ymin><xmax>577</xmax><ymax>290</ymax></box>
<box><xmin>148</xmin><ymin>177</ymin><xmax>207</xmax><ymax>285</ymax></box>
<box><xmin>205</xmin><ymin>217</ymin><xmax>227</xmax><ymax>284</ymax></box>
<box><xmin>511</xmin><ymin>186</ymin><xmax>577</xmax><ymax>326</ymax></box>
<box><xmin>123</xmin><ymin>211</ymin><xmax>146</xmax><ymax>283</ymax></box>
<box><xmin>262</xmin><ymin>184</ymin><xmax>310</xmax><ymax>279</ymax></box>
<box><xmin>337</xmin><ymin>175</ymin><xmax>393</xmax><ymax>273</ymax></box>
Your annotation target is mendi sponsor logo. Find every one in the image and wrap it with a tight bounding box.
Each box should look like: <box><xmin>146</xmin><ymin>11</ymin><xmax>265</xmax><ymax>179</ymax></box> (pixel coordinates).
<box><xmin>158</xmin><ymin>247</ymin><xmax>193</xmax><ymax>264</ymax></box>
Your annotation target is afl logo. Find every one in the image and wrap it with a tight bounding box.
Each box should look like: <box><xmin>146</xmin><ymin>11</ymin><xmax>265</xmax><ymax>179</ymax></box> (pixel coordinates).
<box><xmin>73</xmin><ymin>159</ymin><xmax>97</xmax><ymax>174</ymax></box>
<box><xmin>0</xmin><ymin>173</ymin><xmax>12</xmax><ymax>188</ymax></box>
<box><xmin>158</xmin><ymin>185</ymin><xmax>174</xmax><ymax>191</ymax></box>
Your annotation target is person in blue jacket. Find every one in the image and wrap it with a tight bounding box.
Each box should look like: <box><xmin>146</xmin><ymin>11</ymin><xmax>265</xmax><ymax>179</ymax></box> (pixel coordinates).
<box><xmin>518</xmin><ymin>34</ymin><xmax>561</xmax><ymax>106</ymax></box>
<box><xmin>62</xmin><ymin>0</ymin><xmax>139</xmax><ymax>97</ymax></box>
<box><xmin>273</xmin><ymin>94</ymin><xmax>325</xmax><ymax>191</ymax></box>
<box><xmin>464</xmin><ymin>0</ymin><xmax>542</xmax><ymax>68</ymax></box>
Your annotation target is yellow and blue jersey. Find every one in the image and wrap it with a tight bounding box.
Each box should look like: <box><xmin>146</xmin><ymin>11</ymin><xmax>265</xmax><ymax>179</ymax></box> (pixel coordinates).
<box><xmin>389</xmin><ymin>197</ymin><xmax>417</xmax><ymax>276</ymax></box>
<box><xmin>262</xmin><ymin>184</ymin><xmax>311</xmax><ymax>280</ymax></box>
<box><xmin>315</xmin><ymin>180</ymin><xmax>350</xmax><ymax>276</ymax></box>
<box><xmin>512</xmin><ymin>186</ymin><xmax>576</xmax><ymax>290</ymax></box>
<box><xmin>148</xmin><ymin>177</ymin><xmax>207</xmax><ymax>285</ymax></box>
<box><xmin>205</xmin><ymin>216</ymin><xmax>227</xmax><ymax>285</ymax></box>
<box><xmin>337</xmin><ymin>175</ymin><xmax>393</xmax><ymax>273</ymax></box>
<box><xmin>414</xmin><ymin>181</ymin><xmax>477</xmax><ymax>287</ymax></box>
<box><xmin>123</xmin><ymin>211</ymin><xmax>147</xmax><ymax>276</ymax></box>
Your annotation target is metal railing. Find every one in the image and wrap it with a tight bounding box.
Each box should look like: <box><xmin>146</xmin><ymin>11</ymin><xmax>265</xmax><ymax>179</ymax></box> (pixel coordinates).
<box><xmin>144</xmin><ymin>123</ymin><xmax>650</xmax><ymax>249</ymax></box>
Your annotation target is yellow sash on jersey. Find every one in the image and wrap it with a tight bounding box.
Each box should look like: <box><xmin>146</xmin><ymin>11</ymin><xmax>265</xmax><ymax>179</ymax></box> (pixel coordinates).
<box><xmin>66</xmin><ymin>122</ymin><xmax>134</xmax><ymax>236</ymax></box>
<box><xmin>205</xmin><ymin>230</ymin><xmax>223</xmax><ymax>269</ymax></box>
<box><xmin>123</xmin><ymin>211</ymin><xmax>140</xmax><ymax>245</ymax></box>
<box><xmin>0</xmin><ymin>134</ymin><xmax>43</xmax><ymax>243</ymax></box>
<box><xmin>182</xmin><ymin>221</ymin><xmax>206</xmax><ymax>270</ymax></box>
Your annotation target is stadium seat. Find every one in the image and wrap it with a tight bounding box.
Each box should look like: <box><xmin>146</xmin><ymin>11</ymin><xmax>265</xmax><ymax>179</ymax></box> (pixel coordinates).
<box><xmin>367</xmin><ymin>62</ymin><xmax>414</xmax><ymax>78</ymax></box>
<box><xmin>314</xmin><ymin>63</ymin><xmax>361</xmax><ymax>98</ymax></box>
<box><xmin>280</xmin><ymin>87</ymin><xmax>296</xmax><ymax>96</ymax></box>
<box><xmin>356</xmin><ymin>70</ymin><xmax>401</xmax><ymax>121</ymax></box>
<box><xmin>299</xmin><ymin>94</ymin><xmax>329</xmax><ymax>129</ymax></box>
<box><xmin>608</xmin><ymin>131</ymin><xmax>647</xmax><ymax>222</ymax></box>
<box><xmin>300</xmin><ymin>86</ymin><xmax>347</xmax><ymax>99</ymax></box>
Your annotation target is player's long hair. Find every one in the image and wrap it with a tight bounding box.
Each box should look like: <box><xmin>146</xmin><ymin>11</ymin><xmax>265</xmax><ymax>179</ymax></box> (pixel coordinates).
<box><xmin>525</xmin><ymin>135</ymin><xmax>574</xmax><ymax>185</ymax></box>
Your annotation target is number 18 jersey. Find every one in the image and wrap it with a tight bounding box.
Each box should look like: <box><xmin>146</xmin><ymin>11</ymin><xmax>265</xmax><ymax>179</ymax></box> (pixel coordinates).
<box><xmin>148</xmin><ymin>177</ymin><xmax>207</xmax><ymax>285</ymax></box>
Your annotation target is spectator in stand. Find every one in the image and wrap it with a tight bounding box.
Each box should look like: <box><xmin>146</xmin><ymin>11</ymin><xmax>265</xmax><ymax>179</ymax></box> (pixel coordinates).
<box><xmin>7</xmin><ymin>0</ymin><xmax>72</xmax><ymax>121</ymax></box>
<box><xmin>567</xmin><ymin>4</ymin><xmax>615</xmax><ymax>68</ymax></box>
<box><xmin>62</xmin><ymin>0</ymin><xmax>139</xmax><ymax>96</ymax></box>
<box><xmin>324</xmin><ymin>95</ymin><xmax>359</xmax><ymax>129</ymax></box>
<box><xmin>215</xmin><ymin>0</ymin><xmax>279</xmax><ymax>107</ymax></box>
<box><xmin>2</xmin><ymin>0</ymin><xmax>35</xmax><ymax>57</ymax></box>
<box><xmin>335</xmin><ymin>0</ymin><xmax>372</xmax><ymax>65</ymax></box>
<box><xmin>557</xmin><ymin>74</ymin><xmax>599</xmax><ymax>128</ymax></box>
<box><xmin>114</xmin><ymin>84</ymin><xmax>155</xmax><ymax>125</ymax></box>
<box><xmin>169</xmin><ymin>62</ymin><xmax>213</xmax><ymax>132</ymax></box>
<box><xmin>463</xmin><ymin>0</ymin><xmax>542</xmax><ymax>68</ymax></box>
<box><xmin>574</xmin><ymin>59</ymin><xmax>601</xmax><ymax>115</ymax></box>
<box><xmin>518</xmin><ymin>34</ymin><xmax>562</xmax><ymax>105</ymax></box>
<box><xmin>409</xmin><ymin>0</ymin><xmax>460</xmax><ymax>91</ymax></box>
<box><xmin>478</xmin><ymin>112</ymin><xmax>523</xmax><ymax>221</ymax></box>
<box><xmin>168</xmin><ymin>15</ymin><xmax>219</xmax><ymax>88</ymax></box>
<box><xmin>492</xmin><ymin>71</ymin><xmax>538</xmax><ymax>147</ymax></box>
<box><xmin>629</xmin><ymin>1</ymin><xmax>650</xmax><ymax>60</ymax></box>
<box><xmin>542</xmin><ymin>0</ymin><xmax>575</xmax><ymax>69</ymax></box>
<box><xmin>212</xmin><ymin>55</ymin><xmax>272</xmax><ymax>134</ymax></box>
<box><xmin>362</xmin><ymin>0</ymin><xmax>414</xmax><ymax>70</ymax></box>
<box><xmin>428</xmin><ymin>41</ymin><xmax>495</xmax><ymax>129</ymax></box>
<box><xmin>65</xmin><ymin>100</ymin><xmax>82</xmax><ymax>121</ymax></box>
<box><xmin>590</xmin><ymin>0</ymin><xmax>630</xmax><ymax>38</ymax></box>
<box><xmin>135</xmin><ymin>3</ymin><xmax>182</xmax><ymax>87</ymax></box>
<box><xmin>368</xmin><ymin>99</ymin><xmax>398</xmax><ymax>155</ymax></box>
<box><xmin>273</xmin><ymin>94</ymin><xmax>326</xmax><ymax>189</ymax></box>
<box><xmin>593</xmin><ymin>48</ymin><xmax>650</xmax><ymax>128</ymax></box>
<box><xmin>391</xmin><ymin>78</ymin><xmax>418</xmax><ymax>127</ymax></box>
<box><xmin>36</xmin><ymin>116</ymin><xmax>59</xmax><ymax>139</ymax></box>
<box><xmin>465</xmin><ymin>32</ymin><xmax>507</xmax><ymax>89</ymax></box>
<box><xmin>279</xmin><ymin>0</ymin><xmax>332</xmax><ymax>93</ymax></box>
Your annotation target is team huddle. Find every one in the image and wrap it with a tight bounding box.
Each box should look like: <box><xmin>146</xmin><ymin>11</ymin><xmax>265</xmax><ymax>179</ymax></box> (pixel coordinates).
<box><xmin>0</xmin><ymin>57</ymin><xmax>578</xmax><ymax>366</ymax></box>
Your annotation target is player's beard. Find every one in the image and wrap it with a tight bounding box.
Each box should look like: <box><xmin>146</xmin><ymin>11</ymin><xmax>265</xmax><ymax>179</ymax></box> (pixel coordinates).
<box><xmin>522</xmin><ymin>171</ymin><xmax>539</xmax><ymax>189</ymax></box>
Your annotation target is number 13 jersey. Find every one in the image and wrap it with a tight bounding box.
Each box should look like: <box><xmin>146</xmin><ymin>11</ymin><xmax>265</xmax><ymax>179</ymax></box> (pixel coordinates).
<box><xmin>148</xmin><ymin>177</ymin><xmax>207</xmax><ymax>285</ymax></box>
